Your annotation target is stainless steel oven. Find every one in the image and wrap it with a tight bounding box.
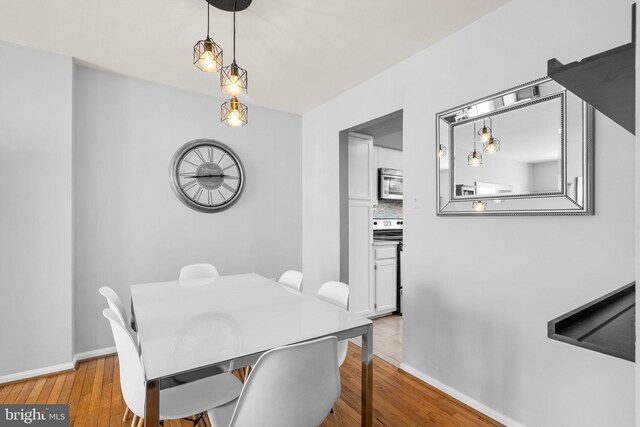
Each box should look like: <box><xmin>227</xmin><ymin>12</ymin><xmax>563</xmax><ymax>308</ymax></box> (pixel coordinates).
<box><xmin>378</xmin><ymin>168</ymin><xmax>403</xmax><ymax>200</ymax></box>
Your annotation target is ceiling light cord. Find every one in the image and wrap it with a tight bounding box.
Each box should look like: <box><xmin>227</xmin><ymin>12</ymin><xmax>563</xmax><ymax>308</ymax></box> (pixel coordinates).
<box><xmin>233</xmin><ymin>0</ymin><xmax>237</xmax><ymax>61</ymax></box>
<box><xmin>207</xmin><ymin>3</ymin><xmax>210</xmax><ymax>38</ymax></box>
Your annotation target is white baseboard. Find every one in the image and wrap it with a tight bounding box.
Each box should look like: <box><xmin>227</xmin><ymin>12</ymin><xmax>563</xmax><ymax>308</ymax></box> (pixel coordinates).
<box><xmin>0</xmin><ymin>361</ymin><xmax>75</xmax><ymax>385</ymax></box>
<box><xmin>0</xmin><ymin>346</ymin><xmax>116</xmax><ymax>385</ymax></box>
<box><xmin>72</xmin><ymin>346</ymin><xmax>116</xmax><ymax>364</ymax></box>
<box><xmin>399</xmin><ymin>363</ymin><xmax>526</xmax><ymax>427</ymax></box>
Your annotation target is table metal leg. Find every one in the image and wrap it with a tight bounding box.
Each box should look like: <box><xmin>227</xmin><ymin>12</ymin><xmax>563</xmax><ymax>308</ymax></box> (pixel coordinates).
<box><xmin>361</xmin><ymin>323</ymin><xmax>373</xmax><ymax>427</ymax></box>
<box><xmin>145</xmin><ymin>379</ymin><xmax>160</xmax><ymax>426</ymax></box>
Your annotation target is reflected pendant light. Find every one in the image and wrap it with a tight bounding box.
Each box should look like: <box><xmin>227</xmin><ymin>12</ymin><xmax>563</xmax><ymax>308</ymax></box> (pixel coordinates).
<box><xmin>437</xmin><ymin>144</ymin><xmax>447</xmax><ymax>158</ymax></box>
<box><xmin>468</xmin><ymin>122</ymin><xmax>482</xmax><ymax>167</ymax></box>
<box><xmin>220</xmin><ymin>0</ymin><xmax>248</xmax><ymax>97</ymax></box>
<box><xmin>482</xmin><ymin>117</ymin><xmax>500</xmax><ymax>154</ymax></box>
<box><xmin>478</xmin><ymin>118</ymin><xmax>492</xmax><ymax>144</ymax></box>
<box><xmin>483</xmin><ymin>136</ymin><xmax>500</xmax><ymax>154</ymax></box>
<box><xmin>193</xmin><ymin>3</ymin><xmax>223</xmax><ymax>72</ymax></box>
<box><xmin>221</xmin><ymin>96</ymin><xmax>248</xmax><ymax>127</ymax></box>
<box><xmin>472</xmin><ymin>200</ymin><xmax>487</xmax><ymax>212</ymax></box>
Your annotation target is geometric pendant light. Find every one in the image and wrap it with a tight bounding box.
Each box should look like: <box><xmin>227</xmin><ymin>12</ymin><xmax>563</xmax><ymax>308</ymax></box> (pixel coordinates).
<box><xmin>193</xmin><ymin>3</ymin><xmax>223</xmax><ymax>72</ymax></box>
<box><xmin>221</xmin><ymin>96</ymin><xmax>248</xmax><ymax>127</ymax></box>
<box><xmin>468</xmin><ymin>122</ymin><xmax>482</xmax><ymax>167</ymax></box>
<box><xmin>481</xmin><ymin>117</ymin><xmax>500</xmax><ymax>154</ymax></box>
<box><xmin>220</xmin><ymin>0</ymin><xmax>248</xmax><ymax>96</ymax></box>
<box><xmin>219</xmin><ymin>0</ymin><xmax>249</xmax><ymax>126</ymax></box>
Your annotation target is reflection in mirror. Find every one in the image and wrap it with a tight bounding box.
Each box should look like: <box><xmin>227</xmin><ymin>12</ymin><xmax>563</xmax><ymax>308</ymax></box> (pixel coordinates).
<box><xmin>452</xmin><ymin>95</ymin><xmax>563</xmax><ymax>198</ymax></box>
<box><xmin>436</xmin><ymin>77</ymin><xmax>594</xmax><ymax>216</ymax></box>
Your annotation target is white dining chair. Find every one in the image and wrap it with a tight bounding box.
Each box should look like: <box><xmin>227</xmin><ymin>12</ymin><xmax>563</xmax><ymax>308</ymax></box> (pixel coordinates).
<box><xmin>317</xmin><ymin>281</ymin><xmax>350</xmax><ymax>367</ymax></box>
<box><xmin>277</xmin><ymin>270</ymin><xmax>303</xmax><ymax>292</ymax></box>
<box><xmin>99</xmin><ymin>286</ymin><xmax>141</xmax><ymax>424</ymax></box>
<box><xmin>99</xmin><ymin>286</ymin><xmax>132</xmax><ymax>332</ymax></box>
<box><xmin>207</xmin><ymin>336</ymin><xmax>340</xmax><ymax>427</ymax></box>
<box><xmin>179</xmin><ymin>263</ymin><xmax>220</xmax><ymax>280</ymax></box>
<box><xmin>103</xmin><ymin>308</ymin><xmax>242</xmax><ymax>427</ymax></box>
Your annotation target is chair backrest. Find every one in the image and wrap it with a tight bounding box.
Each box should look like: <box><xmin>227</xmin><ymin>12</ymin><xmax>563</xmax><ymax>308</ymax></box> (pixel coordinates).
<box><xmin>277</xmin><ymin>270</ymin><xmax>303</xmax><ymax>292</ymax></box>
<box><xmin>317</xmin><ymin>281</ymin><xmax>349</xmax><ymax>310</ymax></box>
<box><xmin>229</xmin><ymin>336</ymin><xmax>340</xmax><ymax>427</ymax></box>
<box><xmin>179</xmin><ymin>263</ymin><xmax>220</xmax><ymax>280</ymax></box>
<box><xmin>317</xmin><ymin>281</ymin><xmax>350</xmax><ymax>367</ymax></box>
<box><xmin>103</xmin><ymin>309</ymin><xmax>145</xmax><ymax>417</ymax></box>
<box><xmin>99</xmin><ymin>286</ymin><xmax>129</xmax><ymax>329</ymax></box>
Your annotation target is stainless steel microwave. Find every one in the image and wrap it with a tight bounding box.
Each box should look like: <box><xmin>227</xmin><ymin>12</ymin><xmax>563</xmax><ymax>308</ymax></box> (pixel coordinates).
<box><xmin>378</xmin><ymin>168</ymin><xmax>403</xmax><ymax>200</ymax></box>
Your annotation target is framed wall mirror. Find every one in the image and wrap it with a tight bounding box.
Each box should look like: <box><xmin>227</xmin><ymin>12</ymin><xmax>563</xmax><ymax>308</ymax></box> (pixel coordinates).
<box><xmin>436</xmin><ymin>77</ymin><xmax>594</xmax><ymax>216</ymax></box>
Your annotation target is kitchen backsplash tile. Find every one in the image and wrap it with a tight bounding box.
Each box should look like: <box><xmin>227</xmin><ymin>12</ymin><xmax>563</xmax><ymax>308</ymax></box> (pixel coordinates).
<box><xmin>374</xmin><ymin>200</ymin><xmax>403</xmax><ymax>219</ymax></box>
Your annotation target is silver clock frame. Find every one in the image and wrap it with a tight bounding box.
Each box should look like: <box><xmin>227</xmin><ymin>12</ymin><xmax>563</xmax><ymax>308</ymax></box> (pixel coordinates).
<box><xmin>169</xmin><ymin>139</ymin><xmax>245</xmax><ymax>213</ymax></box>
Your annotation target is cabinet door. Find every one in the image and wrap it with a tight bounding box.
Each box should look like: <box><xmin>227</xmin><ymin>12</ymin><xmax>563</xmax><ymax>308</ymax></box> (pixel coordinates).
<box><xmin>348</xmin><ymin>133</ymin><xmax>375</xmax><ymax>201</ymax></box>
<box><xmin>349</xmin><ymin>201</ymin><xmax>373</xmax><ymax>317</ymax></box>
<box><xmin>375</xmin><ymin>259</ymin><xmax>397</xmax><ymax>313</ymax></box>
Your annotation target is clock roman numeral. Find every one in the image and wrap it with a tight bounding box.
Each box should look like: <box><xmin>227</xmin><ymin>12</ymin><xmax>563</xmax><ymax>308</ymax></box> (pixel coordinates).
<box><xmin>182</xmin><ymin>158</ymin><xmax>199</xmax><ymax>168</ymax></box>
<box><xmin>181</xmin><ymin>180</ymin><xmax>197</xmax><ymax>191</ymax></box>
<box><xmin>222</xmin><ymin>183</ymin><xmax>236</xmax><ymax>193</ymax></box>
<box><xmin>193</xmin><ymin>187</ymin><xmax>203</xmax><ymax>202</ymax></box>
<box><xmin>194</xmin><ymin>149</ymin><xmax>206</xmax><ymax>164</ymax></box>
<box><xmin>208</xmin><ymin>191</ymin><xmax>213</xmax><ymax>206</ymax></box>
<box><xmin>208</xmin><ymin>147</ymin><xmax>214</xmax><ymax>162</ymax></box>
<box><xmin>218</xmin><ymin>190</ymin><xmax>226</xmax><ymax>201</ymax></box>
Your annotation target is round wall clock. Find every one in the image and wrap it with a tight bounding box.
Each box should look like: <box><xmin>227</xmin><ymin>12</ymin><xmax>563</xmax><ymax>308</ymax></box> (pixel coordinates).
<box><xmin>169</xmin><ymin>139</ymin><xmax>245</xmax><ymax>213</ymax></box>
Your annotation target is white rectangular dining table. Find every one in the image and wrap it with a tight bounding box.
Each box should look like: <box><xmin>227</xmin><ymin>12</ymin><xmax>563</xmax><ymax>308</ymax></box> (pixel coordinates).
<box><xmin>130</xmin><ymin>273</ymin><xmax>374</xmax><ymax>427</ymax></box>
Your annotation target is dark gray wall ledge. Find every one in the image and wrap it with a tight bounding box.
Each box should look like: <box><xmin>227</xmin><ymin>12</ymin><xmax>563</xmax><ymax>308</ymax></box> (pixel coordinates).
<box><xmin>548</xmin><ymin>282</ymin><xmax>635</xmax><ymax>362</ymax></box>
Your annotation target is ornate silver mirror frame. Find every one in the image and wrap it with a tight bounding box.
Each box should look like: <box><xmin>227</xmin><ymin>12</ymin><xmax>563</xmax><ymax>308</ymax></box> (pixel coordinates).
<box><xmin>436</xmin><ymin>77</ymin><xmax>594</xmax><ymax>216</ymax></box>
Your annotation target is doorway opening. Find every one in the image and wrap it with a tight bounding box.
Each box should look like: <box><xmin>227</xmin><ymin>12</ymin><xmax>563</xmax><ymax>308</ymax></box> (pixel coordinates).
<box><xmin>339</xmin><ymin>110</ymin><xmax>403</xmax><ymax>366</ymax></box>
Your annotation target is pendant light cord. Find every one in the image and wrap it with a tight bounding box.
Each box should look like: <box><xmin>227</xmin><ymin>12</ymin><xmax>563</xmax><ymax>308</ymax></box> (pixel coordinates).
<box><xmin>233</xmin><ymin>0</ymin><xmax>237</xmax><ymax>61</ymax></box>
<box><xmin>207</xmin><ymin>3</ymin><xmax>210</xmax><ymax>38</ymax></box>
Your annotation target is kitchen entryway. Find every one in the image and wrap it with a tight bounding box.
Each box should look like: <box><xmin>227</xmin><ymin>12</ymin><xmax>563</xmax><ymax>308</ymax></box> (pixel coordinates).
<box><xmin>340</xmin><ymin>110</ymin><xmax>404</xmax><ymax>367</ymax></box>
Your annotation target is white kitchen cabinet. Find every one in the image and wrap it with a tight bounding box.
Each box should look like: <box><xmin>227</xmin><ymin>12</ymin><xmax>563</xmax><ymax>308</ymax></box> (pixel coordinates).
<box><xmin>374</xmin><ymin>259</ymin><xmax>397</xmax><ymax>313</ymax></box>
<box><xmin>348</xmin><ymin>133</ymin><xmax>375</xmax><ymax>201</ymax></box>
<box><xmin>349</xmin><ymin>201</ymin><xmax>373</xmax><ymax>317</ymax></box>
<box><xmin>348</xmin><ymin>132</ymin><xmax>375</xmax><ymax>317</ymax></box>
<box><xmin>372</xmin><ymin>241</ymin><xmax>397</xmax><ymax>316</ymax></box>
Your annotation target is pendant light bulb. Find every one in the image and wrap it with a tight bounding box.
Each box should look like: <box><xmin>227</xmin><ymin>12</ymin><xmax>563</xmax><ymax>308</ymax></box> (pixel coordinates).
<box><xmin>437</xmin><ymin>144</ymin><xmax>447</xmax><ymax>158</ymax></box>
<box><xmin>472</xmin><ymin>200</ymin><xmax>487</xmax><ymax>212</ymax></box>
<box><xmin>483</xmin><ymin>136</ymin><xmax>500</xmax><ymax>154</ymax></box>
<box><xmin>221</xmin><ymin>96</ymin><xmax>248</xmax><ymax>127</ymax></box>
<box><xmin>221</xmin><ymin>61</ymin><xmax>247</xmax><ymax>96</ymax></box>
<box><xmin>468</xmin><ymin>150</ymin><xmax>482</xmax><ymax>167</ymax></box>
<box><xmin>478</xmin><ymin>118</ymin><xmax>492</xmax><ymax>143</ymax></box>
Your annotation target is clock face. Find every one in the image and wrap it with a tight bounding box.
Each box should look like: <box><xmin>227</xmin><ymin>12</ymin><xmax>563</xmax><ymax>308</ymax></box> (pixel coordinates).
<box><xmin>170</xmin><ymin>139</ymin><xmax>245</xmax><ymax>212</ymax></box>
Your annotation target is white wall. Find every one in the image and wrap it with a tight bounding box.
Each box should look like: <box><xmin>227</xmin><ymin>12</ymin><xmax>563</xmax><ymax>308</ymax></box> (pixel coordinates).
<box><xmin>302</xmin><ymin>1</ymin><xmax>636</xmax><ymax>426</ymax></box>
<box><xmin>532</xmin><ymin>160</ymin><xmax>560</xmax><ymax>192</ymax></box>
<box><xmin>0</xmin><ymin>42</ymin><xmax>74</xmax><ymax>376</ymax></box>
<box><xmin>73</xmin><ymin>66</ymin><xmax>302</xmax><ymax>353</ymax></box>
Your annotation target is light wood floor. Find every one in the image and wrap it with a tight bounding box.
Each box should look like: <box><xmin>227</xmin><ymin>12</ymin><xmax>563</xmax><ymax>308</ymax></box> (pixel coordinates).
<box><xmin>0</xmin><ymin>343</ymin><xmax>501</xmax><ymax>427</ymax></box>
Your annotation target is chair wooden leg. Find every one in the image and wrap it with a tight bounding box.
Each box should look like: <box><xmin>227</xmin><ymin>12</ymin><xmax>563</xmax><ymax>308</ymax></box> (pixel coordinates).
<box><xmin>137</xmin><ymin>418</ymin><xmax>144</xmax><ymax>427</ymax></box>
<box><xmin>130</xmin><ymin>415</ymin><xmax>138</xmax><ymax>427</ymax></box>
<box><xmin>122</xmin><ymin>407</ymin><xmax>131</xmax><ymax>421</ymax></box>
